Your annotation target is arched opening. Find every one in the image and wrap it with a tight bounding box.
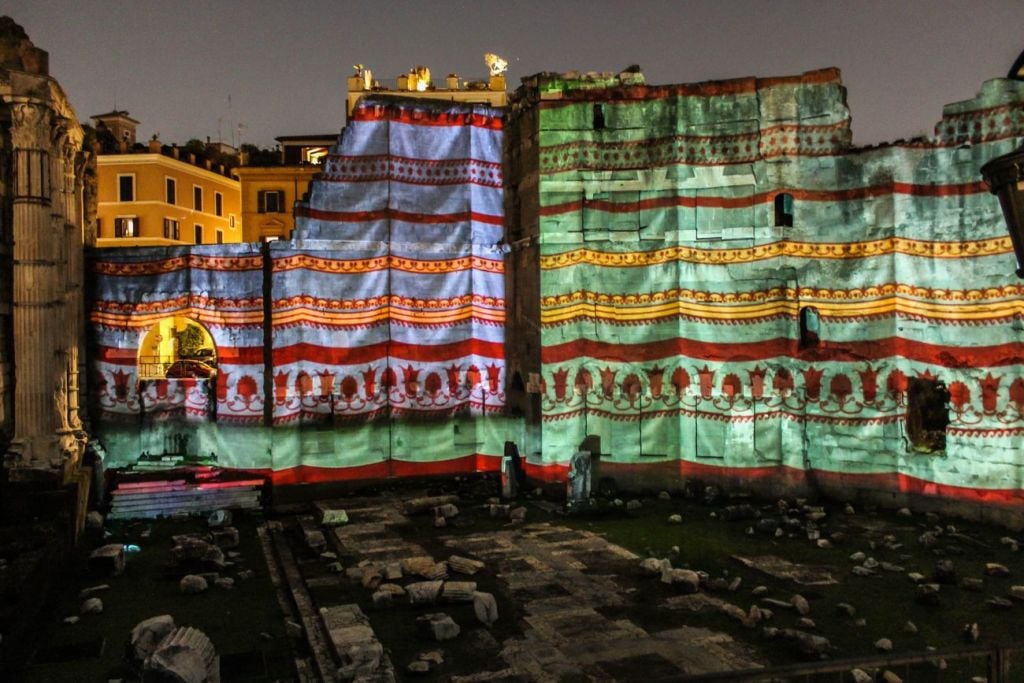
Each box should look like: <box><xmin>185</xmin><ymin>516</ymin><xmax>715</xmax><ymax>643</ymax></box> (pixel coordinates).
<box><xmin>137</xmin><ymin>316</ymin><xmax>218</xmax><ymax>381</ymax></box>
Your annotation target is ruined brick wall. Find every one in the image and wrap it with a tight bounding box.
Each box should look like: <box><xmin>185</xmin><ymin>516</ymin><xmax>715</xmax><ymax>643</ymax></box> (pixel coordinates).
<box><xmin>508</xmin><ymin>68</ymin><xmax>1024</xmax><ymax>516</ymax></box>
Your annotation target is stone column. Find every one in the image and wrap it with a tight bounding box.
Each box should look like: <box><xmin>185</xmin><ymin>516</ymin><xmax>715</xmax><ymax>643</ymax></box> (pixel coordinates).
<box><xmin>6</xmin><ymin>98</ymin><xmax>65</xmax><ymax>473</ymax></box>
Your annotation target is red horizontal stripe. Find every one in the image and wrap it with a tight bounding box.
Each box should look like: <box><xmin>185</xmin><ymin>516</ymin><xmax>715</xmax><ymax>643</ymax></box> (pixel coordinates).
<box><xmin>540</xmin><ymin>337</ymin><xmax>1024</xmax><ymax>367</ymax></box>
<box><xmin>271</xmin><ymin>340</ymin><xmax>504</xmax><ymax>365</ymax></box>
<box><xmin>95</xmin><ymin>345</ymin><xmax>264</xmax><ymax>365</ymax></box>
<box><xmin>539</xmin><ymin>182</ymin><xmax>988</xmax><ymax>217</ymax></box>
<box><xmin>259</xmin><ymin>453</ymin><xmax>501</xmax><ymax>485</ymax></box>
<box><xmin>296</xmin><ymin>206</ymin><xmax>503</xmax><ymax>226</ymax></box>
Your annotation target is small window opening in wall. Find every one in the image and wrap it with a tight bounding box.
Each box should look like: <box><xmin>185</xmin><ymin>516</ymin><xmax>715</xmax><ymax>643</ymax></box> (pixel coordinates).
<box><xmin>774</xmin><ymin>192</ymin><xmax>794</xmax><ymax>227</ymax></box>
<box><xmin>593</xmin><ymin>103</ymin><xmax>605</xmax><ymax>130</ymax></box>
<box><xmin>906</xmin><ymin>377</ymin><xmax>950</xmax><ymax>453</ymax></box>
<box><xmin>799</xmin><ymin>306</ymin><xmax>820</xmax><ymax>348</ymax></box>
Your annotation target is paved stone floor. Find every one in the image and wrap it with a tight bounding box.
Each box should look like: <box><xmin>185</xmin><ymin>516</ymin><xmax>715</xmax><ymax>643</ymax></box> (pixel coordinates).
<box><xmin>275</xmin><ymin>497</ymin><xmax>761</xmax><ymax>681</ymax></box>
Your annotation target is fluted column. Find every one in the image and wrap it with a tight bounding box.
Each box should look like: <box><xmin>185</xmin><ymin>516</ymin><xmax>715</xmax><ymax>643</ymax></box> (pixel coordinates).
<box><xmin>7</xmin><ymin>98</ymin><xmax>68</xmax><ymax>470</ymax></box>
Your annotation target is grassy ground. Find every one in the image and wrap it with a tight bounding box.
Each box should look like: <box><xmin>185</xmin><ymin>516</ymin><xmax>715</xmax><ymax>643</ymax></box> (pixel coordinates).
<box><xmin>16</xmin><ymin>511</ymin><xmax>293</xmax><ymax>682</ymax></box>
<box><xmin>12</xmin><ymin>480</ymin><xmax>1024</xmax><ymax>682</ymax></box>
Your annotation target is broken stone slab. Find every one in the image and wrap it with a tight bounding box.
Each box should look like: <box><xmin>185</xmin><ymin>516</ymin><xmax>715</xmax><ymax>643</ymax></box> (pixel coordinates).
<box><xmin>510</xmin><ymin>506</ymin><xmax>527</xmax><ymax>522</ymax></box>
<box><xmin>488</xmin><ymin>504</ymin><xmax>511</xmax><ymax>519</ymax></box>
<box><xmin>903</xmin><ymin>620</ymin><xmax>918</xmax><ymax>633</ymax></box>
<box><xmin>320</xmin><ymin>604</ymin><xmax>385</xmax><ymax>678</ymax></box>
<box><xmin>447</xmin><ymin>555</ymin><xmax>484</xmax><ymax>576</ymax></box>
<box><xmin>180</xmin><ymin>574</ymin><xmax>209</xmax><ymax>594</ymax></box>
<box><xmin>664</xmin><ymin>593</ymin><xmax>751</xmax><ymax>626</ymax></box>
<box><xmin>987</xmin><ymin>597</ymin><xmax>1014</xmax><ymax>610</ymax></box>
<box><xmin>407</xmin><ymin>581</ymin><xmax>444</xmax><ymax>605</ymax></box>
<box><xmin>434</xmin><ymin>503</ymin><xmax>459</xmax><ymax>519</ymax></box>
<box><xmin>850</xmin><ymin>668</ymin><xmax>873</xmax><ymax>683</ymax></box>
<box><xmin>762</xmin><ymin>627</ymin><xmax>832</xmax><ymax>658</ymax></box>
<box><xmin>1010</xmin><ymin>585</ymin><xmax>1024</xmax><ymax>601</ymax></box>
<box><xmin>384</xmin><ymin>562</ymin><xmax>403</xmax><ymax>580</ymax></box>
<box><xmin>314</xmin><ymin>500</ymin><xmax>349</xmax><ymax>526</ymax></box>
<box><xmin>78</xmin><ymin>584</ymin><xmax>110</xmax><ymax>600</ymax></box>
<box><xmin>85</xmin><ymin>511</ymin><xmax>104</xmax><ymax>530</ymax></box>
<box><xmin>442</xmin><ymin>581</ymin><xmax>477</xmax><ymax>603</ymax></box>
<box><xmin>417</xmin><ymin>613</ymin><xmax>460</xmax><ymax>641</ymax></box>
<box><xmin>404</xmin><ymin>495</ymin><xmax>459</xmax><ymax>515</ymax></box>
<box><xmin>836</xmin><ymin>603</ymin><xmax>856</xmax><ymax>617</ymax></box>
<box><xmin>88</xmin><ymin>543</ymin><xmax>125</xmax><ymax>576</ymax></box>
<box><xmin>214</xmin><ymin>577</ymin><xmax>235</xmax><ymax>590</ymax></box>
<box><xmin>361</xmin><ymin>566</ymin><xmax>383</xmax><ymax>591</ymax></box>
<box><xmin>473</xmin><ymin>591</ymin><xmax>499</xmax><ymax>627</ymax></box>
<box><xmin>761</xmin><ymin>598</ymin><xmax>793</xmax><ymax>611</ymax></box>
<box><xmin>210</xmin><ymin>526</ymin><xmax>240</xmax><ymax>550</ymax></box>
<box><xmin>875</xmin><ymin>637</ymin><xmax>893</xmax><ymax>652</ymax></box>
<box><xmin>402</xmin><ymin>557</ymin><xmax>448</xmax><ymax>580</ymax></box>
<box><xmin>130</xmin><ymin>615</ymin><xmax>176</xmax><ymax>664</ymax></box>
<box><xmin>933</xmin><ymin>559</ymin><xmax>958</xmax><ymax>584</ymax></box>
<box><xmin>668</xmin><ymin>514</ymin><xmax>683</xmax><ymax>524</ymax></box>
<box><xmin>917</xmin><ymin>583</ymin><xmax>941</xmax><ymax>605</ymax></box>
<box><xmin>732</xmin><ymin>555</ymin><xmax>838</xmax><ymax>585</ymax></box>
<box><xmin>985</xmin><ymin>563</ymin><xmax>1011</xmax><ymax>577</ymax></box>
<box><xmin>207</xmin><ymin>509</ymin><xmax>232</xmax><ymax>528</ymax></box>
<box><xmin>851</xmin><ymin>566</ymin><xmax>876</xmax><ymax>577</ymax></box>
<box><xmin>639</xmin><ymin>557</ymin><xmax>661</xmax><ymax>576</ymax></box>
<box><xmin>791</xmin><ymin>594</ymin><xmax>811</xmax><ymax>616</ymax></box>
<box><xmin>407</xmin><ymin>660</ymin><xmax>431</xmax><ymax>674</ymax></box>
<box><xmin>63</xmin><ymin>616</ymin><xmax>79</xmax><ymax>625</ymax></box>
<box><xmin>667</xmin><ymin>569</ymin><xmax>701</xmax><ymax>594</ymax></box>
<box><xmin>962</xmin><ymin>577</ymin><xmax>985</xmax><ymax>592</ymax></box>
<box><xmin>143</xmin><ymin>626</ymin><xmax>218</xmax><ymax>683</ymax></box>
<box><xmin>303</xmin><ymin>529</ymin><xmax>327</xmax><ymax>554</ymax></box>
<box><xmin>169</xmin><ymin>537</ymin><xmax>225</xmax><ymax>570</ymax></box>
<box><xmin>80</xmin><ymin>597</ymin><xmax>104</xmax><ymax>615</ymax></box>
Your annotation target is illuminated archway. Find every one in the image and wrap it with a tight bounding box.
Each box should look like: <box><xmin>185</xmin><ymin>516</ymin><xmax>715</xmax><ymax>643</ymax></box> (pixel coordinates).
<box><xmin>137</xmin><ymin>316</ymin><xmax>218</xmax><ymax>380</ymax></box>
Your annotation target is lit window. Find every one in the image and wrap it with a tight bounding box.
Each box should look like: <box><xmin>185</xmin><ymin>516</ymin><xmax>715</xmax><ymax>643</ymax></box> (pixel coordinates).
<box><xmin>114</xmin><ymin>216</ymin><xmax>138</xmax><ymax>237</ymax></box>
<box><xmin>215</xmin><ymin>192</ymin><xmax>223</xmax><ymax>217</ymax></box>
<box><xmin>118</xmin><ymin>175</ymin><xmax>135</xmax><ymax>202</ymax></box>
<box><xmin>166</xmin><ymin>177</ymin><xmax>176</xmax><ymax>205</ymax></box>
<box><xmin>163</xmin><ymin>218</ymin><xmax>180</xmax><ymax>240</ymax></box>
<box><xmin>194</xmin><ymin>224</ymin><xmax>203</xmax><ymax>244</ymax></box>
<box><xmin>193</xmin><ymin>186</ymin><xmax>203</xmax><ymax>211</ymax></box>
<box><xmin>258</xmin><ymin>189</ymin><xmax>285</xmax><ymax>213</ymax></box>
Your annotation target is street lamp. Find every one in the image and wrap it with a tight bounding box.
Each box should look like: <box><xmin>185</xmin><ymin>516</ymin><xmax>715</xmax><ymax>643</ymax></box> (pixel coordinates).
<box><xmin>981</xmin><ymin>144</ymin><xmax>1024</xmax><ymax>278</ymax></box>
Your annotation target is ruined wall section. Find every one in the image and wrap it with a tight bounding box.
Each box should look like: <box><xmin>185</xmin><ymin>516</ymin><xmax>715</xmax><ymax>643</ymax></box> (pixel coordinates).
<box><xmin>89</xmin><ymin>245</ymin><xmax>267</xmax><ymax>465</ymax></box>
<box><xmin>516</xmin><ymin>67</ymin><xmax>1024</xmax><ymax>513</ymax></box>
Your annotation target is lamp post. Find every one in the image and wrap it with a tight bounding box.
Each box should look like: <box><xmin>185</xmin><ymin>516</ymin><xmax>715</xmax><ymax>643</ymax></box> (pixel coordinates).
<box><xmin>981</xmin><ymin>144</ymin><xmax>1024</xmax><ymax>278</ymax></box>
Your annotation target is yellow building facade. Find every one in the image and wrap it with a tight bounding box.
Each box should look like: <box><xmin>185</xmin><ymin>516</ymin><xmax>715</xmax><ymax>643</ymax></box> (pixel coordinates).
<box><xmin>232</xmin><ymin>165</ymin><xmax>320</xmax><ymax>242</ymax></box>
<box><xmin>96</xmin><ymin>146</ymin><xmax>241</xmax><ymax>247</ymax></box>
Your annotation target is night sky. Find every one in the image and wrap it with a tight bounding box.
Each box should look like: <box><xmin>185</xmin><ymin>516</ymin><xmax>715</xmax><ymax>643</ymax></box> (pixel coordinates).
<box><xmin>8</xmin><ymin>0</ymin><xmax>1024</xmax><ymax>148</ymax></box>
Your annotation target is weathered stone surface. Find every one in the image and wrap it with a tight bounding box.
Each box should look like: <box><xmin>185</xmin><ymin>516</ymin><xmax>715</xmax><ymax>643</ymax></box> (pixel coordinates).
<box><xmin>447</xmin><ymin>555</ymin><xmax>484</xmax><ymax>576</ymax></box>
<box><xmin>962</xmin><ymin>577</ymin><xmax>984</xmax><ymax>592</ymax></box>
<box><xmin>417</xmin><ymin>613</ymin><xmax>460</xmax><ymax>641</ymax></box>
<box><xmin>79</xmin><ymin>584</ymin><xmax>110</xmax><ymax>600</ymax></box>
<box><xmin>130</xmin><ymin>615</ymin><xmax>176</xmax><ymax>664</ymax></box>
<box><xmin>850</xmin><ymin>668</ymin><xmax>872</xmax><ymax>683</ymax></box>
<box><xmin>763</xmin><ymin>627</ymin><xmax>831</xmax><ymax>658</ymax></box>
<box><xmin>1009</xmin><ymin>585</ymin><xmax>1024</xmax><ymax>601</ymax></box>
<box><xmin>473</xmin><ymin>591</ymin><xmax>499</xmax><ymax>627</ymax></box>
<box><xmin>917</xmin><ymin>583</ymin><xmax>941</xmax><ymax>605</ymax></box>
<box><xmin>210</xmin><ymin>526</ymin><xmax>240</xmax><ymax>549</ymax></box>
<box><xmin>303</xmin><ymin>528</ymin><xmax>327</xmax><ymax>553</ymax></box>
<box><xmin>403</xmin><ymin>556</ymin><xmax>448</xmax><ymax>580</ymax></box>
<box><xmin>732</xmin><ymin>555</ymin><xmax>837</xmax><ymax>585</ymax></box>
<box><xmin>80</xmin><ymin>597</ymin><xmax>103</xmax><ymax>614</ymax></box>
<box><xmin>510</xmin><ymin>506</ymin><xmax>527</xmax><ymax>522</ymax></box>
<box><xmin>434</xmin><ymin>503</ymin><xmax>459</xmax><ymax>519</ymax></box>
<box><xmin>384</xmin><ymin>561</ymin><xmax>403</xmax><ymax>580</ymax></box>
<box><xmin>667</xmin><ymin>569</ymin><xmax>701</xmax><ymax>593</ymax></box>
<box><xmin>214</xmin><ymin>577</ymin><xmax>235</xmax><ymax>590</ymax></box>
<box><xmin>320</xmin><ymin>604</ymin><xmax>385</xmax><ymax>678</ymax></box>
<box><xmin>986</xmin><ymin>562</ymin><xmax>1011</xmax><ymax>577</ymax></box>
<box><xmin>404</xmin><ymin>495</ymin><xmax>459</xmax><ymax>515</ymax></box>
<box><xmin>903</xmin><ymin>620</ymin><xmax>918</xmax><ymax>633</ymax></box>
<box><xmin>170</xmin><ymin>537</ymin><xmax>225</xmax><ymax>570</ymax></box>
<box><xmin>361</xmin><ymin>566</ymin><xmax>383</xmax><ymax>591</ymax></box>
<box><xmin>89</xmin><ymin>543</ymin><xmax>125</xmax><ymax>576</ymax></box>
<box><xmin>987</xmin><ymin>597</ymin><xmax>1014</xmax><ymax>610</ymax></box>
<box><xmin>668</xmin><ymin>514</ymin><xmax>683</xmax><ymax>524</ymax></box>
<box><xmin>875</xmin><ymin>637</ymin><xmax>893</xmax><ymax>652</ymax></box>
<box><xmin>180</xmin><ymin>574</ymin><xmax>208</xmax><ymax>594</ymax></box>
<box><xmin>315</xmin><ymin>501</ymin><xmax>349</xmax><ymax>526</ymax></box>
<box><xmin>836</xmin><ymin>602</ymin><xmax>856</xmax><ymax>617</ymax></box>
<box><xmin>791</xmin><ymin>594</ymin><xmax>810</xmax><ymax>616</ymax></box>
<box><xmin>933</xmin><ymin>559</ymin><xmax>957</xmax><ymax>584</ymax></box>
<box><xmin>143</xmin><ymin>626</ymin><xmax>218</xmax><ymax>683</ymax></box>
<box><xmin>407</xmin><ymin>581</ymin><xmax>444</xmax><ymax>605</ymax></box>
<box><xmin>442</xmin><ymin>581</ymin><xmax>477</xmax><ymax>603</ymax></box>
